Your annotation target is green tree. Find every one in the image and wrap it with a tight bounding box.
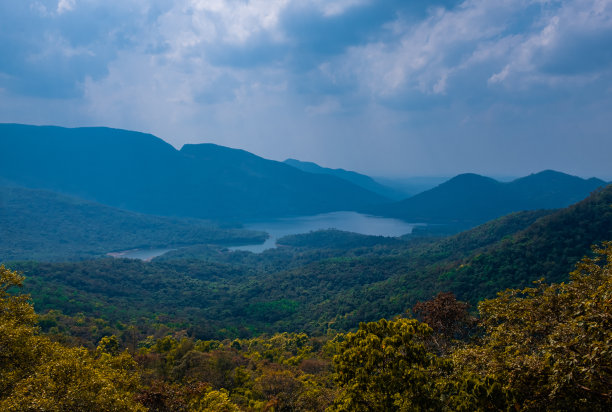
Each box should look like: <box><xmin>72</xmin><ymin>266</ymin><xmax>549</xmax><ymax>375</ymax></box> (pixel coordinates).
<box><xmin>0</xmin><ymin>265</ymin><xmax>145</xmax><ymax>411</ymax></box>
<box><xmin>453</xmin><ymin>241</ymin><xmax>612</xmax><ymax>411</ymax></box>
<box><xmin>189</xmin><ymin>388</ymin><xmax>240</xmax><ymax>412</ymax></box>
<box><xmin>330</xmin><ymin>318</ymin><xmax>442</xmax><ymax>411</ymax></box>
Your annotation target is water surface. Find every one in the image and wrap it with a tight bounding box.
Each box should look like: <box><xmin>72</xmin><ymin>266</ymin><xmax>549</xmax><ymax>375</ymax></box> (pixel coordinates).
<box><xmin>107</xmin><ymin>248</ymin><xmax>175</xmax><ymax>261</ymax></box>
<box><xmin>230</xmin><ymin>211</ymin><xmax>418</xmax><ymax>253</ymax></box>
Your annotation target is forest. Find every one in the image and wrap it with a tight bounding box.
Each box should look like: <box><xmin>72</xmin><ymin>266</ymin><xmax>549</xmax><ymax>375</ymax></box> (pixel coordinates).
<box><xmin>1</xmin><ymin>241</ymin><xmax>610</xmax><ymax>411</ymax></box>
<box><xmin>1</xmin><ymin>184</ymin><xmax>611</xmax><ymax>410</ymax></box>
<box><xmin>2</xmin><ymin>0</ymin><xmax>612</xmax><ymax>409</ymax></box>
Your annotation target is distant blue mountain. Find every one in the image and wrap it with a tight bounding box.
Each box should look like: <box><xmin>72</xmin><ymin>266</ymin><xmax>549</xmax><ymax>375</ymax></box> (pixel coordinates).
<box><xmin>374</xmin><ymin>170</ymin><xmax>607</xmax><ymax>225</ymax></box>
<box><xmin>0</xmin><ymin>124</ymin><xmax>388</xmax><ymax>220</ymax></box>
<box><xmin>283</xmin><ymin>158</ymin><xmax>406</xmax><ymax>200</ymax></box>
<box><xmin>371</xmin><ymin>176</ymin><xmax>450</xmax><ymax>198</ymax></box>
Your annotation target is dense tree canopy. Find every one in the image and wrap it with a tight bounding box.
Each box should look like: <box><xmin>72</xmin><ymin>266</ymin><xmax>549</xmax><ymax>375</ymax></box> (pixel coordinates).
<box><xmin>330</xmin><ymin>242</ymin><xmax>612</xmax><ymax>411</ymax></box>
<box><xmin>453</xmin><ymin>241</ymin><xmax>612</xmax><ymax>411</ymax></box>
<box><xmin>0</xmin><ymin>265</ymin><xmax>145</xmax><ymax>411</ymax></box>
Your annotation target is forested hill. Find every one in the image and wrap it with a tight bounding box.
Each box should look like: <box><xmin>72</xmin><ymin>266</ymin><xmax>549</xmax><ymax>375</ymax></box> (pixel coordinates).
<box><xmin>0</xmin><ymin>185</ymin><xmax>266</xmax><ymax>261</ymax></box>
<box><xmin>0</xmin><ymin>124</ymin><xmax>387</xmax><ymax>219</ymax></box>
<box><xmin>374</xmin><ymin>170</ymin><xmax>606</xmax><ymax>226</ymax></box>
<box><xmin>11</xmin><ymin>184</ymin><xmax>611</xmax><ymax>339</ymax></box>
<box><xmin>283</xmin><ymin>158</ymin><xmax>405</xmax><ymax>200</ymax></box>
<box><xmin>440</xmin><ymin>182</ymin><xmax>612</xmax><ymax>301</ymax></box>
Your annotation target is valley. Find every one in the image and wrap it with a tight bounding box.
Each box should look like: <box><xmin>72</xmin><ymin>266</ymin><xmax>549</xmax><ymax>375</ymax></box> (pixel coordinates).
<box><xmin>2</xmin><ymin>2</ymin><xmax>611</xmax><ymax>409</ymax></box>
<box><xmin>1</xmin><ymin>124</ymin><xmax>610</xmax><ymax>411</ymax></box>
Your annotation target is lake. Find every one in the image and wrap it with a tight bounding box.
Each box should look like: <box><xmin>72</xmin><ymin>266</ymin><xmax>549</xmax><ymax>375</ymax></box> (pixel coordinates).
<box><xmin>107</xmin><ymin>212</ymin><xmax>419</xmax><ymax>259</ymax></box>
<box><xmin>229</xmin><ymin>211</ymin><xmax>419</xmax><ymax>253</ymax></box>
<box><xmin>107</xmin><ymin>248</ymin><xmax>175</xmax><ymax>261</ymax></box>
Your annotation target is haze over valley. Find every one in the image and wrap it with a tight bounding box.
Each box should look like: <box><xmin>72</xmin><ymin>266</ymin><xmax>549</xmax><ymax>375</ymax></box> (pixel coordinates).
<box><xmin>1</xmin><ymin>1</ymin><xmax>611</xmax><ymax>410</ymax></box>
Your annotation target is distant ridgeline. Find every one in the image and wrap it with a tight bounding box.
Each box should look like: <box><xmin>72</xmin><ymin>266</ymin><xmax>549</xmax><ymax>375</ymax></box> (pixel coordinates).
<box><xmin>372</xmin><ymin>170</ymin><xmax>607</xmax><ymax>230</ymax></box>
<box><xmin>283</xmin><ymin>158</ymin><xmax>407</xmax><ymax>200</ymax></box>
<box><xmin>0</xmin><ymin>124</ymin><xmax>388</xmax><ymax>220</ymax></box>
<box><xmin>2</xmin><ymin>124</ymin><xmax>607</xmax><ymax>228</ymax></box>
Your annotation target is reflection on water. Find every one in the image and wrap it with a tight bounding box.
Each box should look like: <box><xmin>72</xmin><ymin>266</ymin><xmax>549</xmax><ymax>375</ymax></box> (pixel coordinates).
<box><xmin>230</xmin><ymin>211</ymin><xmax>418</xmax><ymax>253</ymax></box>
<box><xmin>107</xmin><ymin>248</ymin><xmax>175</xmax><ymax>261</ymax></box>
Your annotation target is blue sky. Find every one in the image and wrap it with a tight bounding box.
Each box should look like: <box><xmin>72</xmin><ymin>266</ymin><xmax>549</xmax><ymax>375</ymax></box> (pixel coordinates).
<box><xmin>1</xmin><ymin>0</ymin><xmax>611</xmax><ymax>178</ymax></box>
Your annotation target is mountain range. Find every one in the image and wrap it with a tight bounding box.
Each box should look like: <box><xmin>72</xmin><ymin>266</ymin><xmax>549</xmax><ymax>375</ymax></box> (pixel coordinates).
<box><xmin>283</xmin><ymin>158</ymin><xmax>406</xmax><ymax>200</ymax></box>
<box><xmin>373</xmin><ymin>170</ymin><xmax>606</xmax><ymax>226</ymax></box>
<box><xmin>0</xmin><ymin>124</ymin><xmax>387</xmax><ymax>220</ymax></box>
<box><xmin>1</xmin><ymin>124</ymin><xmax>607</xmax><ymax>227</ymax></box>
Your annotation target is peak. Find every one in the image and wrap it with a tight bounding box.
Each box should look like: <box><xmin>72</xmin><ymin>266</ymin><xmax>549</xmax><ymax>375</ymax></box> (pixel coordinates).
<box><xmin>445</xmin><ymin>173</ymin><xmax>499</xmax><ymax>185</ymax></box>
<box><xmin>525</xmin><ymin>170</ymin><xmax>570</xmax><ymax>179</ymax></box>
<box><xmin>180</xmin><ymin>143</ymin><xmax>259</xmax><ymax>159</ymax></box>
<box><xmin>512</xmin><ymin>170</ymin><xmax>581</xmax><ymax>185</ymax></box>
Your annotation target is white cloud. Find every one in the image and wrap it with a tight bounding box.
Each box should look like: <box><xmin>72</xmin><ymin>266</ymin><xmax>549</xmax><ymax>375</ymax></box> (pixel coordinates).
<box><xmin>326</xmin><ymin>0</ymin><xmax>612</xmax><ymax>99</ymax></box>
<box><xmin>305</xmin><ymin>0</ymin><xmax>371</xmax><ymax>17</ymax></box>
<box><xmin>183</xmin><ymin>0</ymin><xmax>290</xmax><ymax>45</ymax></box>
<box><xmin>2</xmin><ymin>0</ymin><xmax>612</xmax><ymax>176</ymax></box>
<box><xmin>57</xmin><ymin>0</ymin><xmax>76</xmax><ymax>15</ymax></box>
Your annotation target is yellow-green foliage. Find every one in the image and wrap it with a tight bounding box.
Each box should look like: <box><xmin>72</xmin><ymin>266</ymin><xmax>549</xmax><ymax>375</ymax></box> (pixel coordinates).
<box><xmin>452</xmin><ymin>241</ymin><xmax>612</xmax><ymax>411</ymax></box>
<box><xmin>3</xmin><ymin>237</ymin><xmax>611</xmax><ymax>411</ymax></box>
<box><xmin>329</xmin><ymin>242</ymin><xmax>612</xmax><ymax>411</ymax></box>
<box><xmin>189</xmin><ymin>388</ymin><xmax>241</xmax><ymax>412</ymax></box>
<box><xmin>330</xmin><ymin>318</ymin><xmax>441</xmax><ymax>411</ymax></box>
<box><xmin>0</xmin><ymin>265</ymin><xmax>144</xmax><ymax>411</ymax></box>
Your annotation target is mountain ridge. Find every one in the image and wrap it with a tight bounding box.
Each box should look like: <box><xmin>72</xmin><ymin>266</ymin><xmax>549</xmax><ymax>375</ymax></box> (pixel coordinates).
<box><xmin>0</xmin><ymin>124</ymin><xmax>388</xmax><ymax>220</ymax></box>
<box><xmin>283</xmin><ymin>158</ymin><xmax>406</xmax><ymax>200</ymax></box>
<box><xmin>374</xmin><ymin>169</ymin><xmax>606</xmax><ymax>226</ymax></box>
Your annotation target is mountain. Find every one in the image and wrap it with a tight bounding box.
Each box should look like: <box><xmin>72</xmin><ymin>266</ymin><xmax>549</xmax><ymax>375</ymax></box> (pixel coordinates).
<box><xmin>283</xmin><ymin>158</ymin><xmax>405</xmax><ymax>200</ymax></box>
<box><xmin>442</xmin><ymin>182</ymin><xmax>612</xmax><ymax>302</ymax></box>
<box><xmin>371</xmin><ymin>176</ymin><xmax>450</xmax><ymax>198</ymax></box>
<box><xmin>0</xmin><ymin>124</ymin><xmax>387</xmax><ymax>220</ymax></box>
<box><xmin>0</xmin><ymin>184</ymin><xmax>266</xmax><ymax>261</ymax></box>
<box><xmin>374</xmin><ymin>170</ymin><xmax>606</xmax><ymax>226</ymax></box>
<box><xmin>252</xmin><ymin>183</ymin><xmax>612</xmax><ymax>332</ymax></box>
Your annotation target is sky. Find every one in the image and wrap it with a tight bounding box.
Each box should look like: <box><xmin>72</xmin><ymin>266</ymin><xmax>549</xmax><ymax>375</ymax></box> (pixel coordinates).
<box><xmin>0</xmin><ymin>0</ymin><xmax>611</xmax><ymax>179</ymax></box>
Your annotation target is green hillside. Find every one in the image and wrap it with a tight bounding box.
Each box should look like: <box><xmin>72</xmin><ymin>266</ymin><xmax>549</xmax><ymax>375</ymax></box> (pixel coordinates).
<box><xmin>0</xmin><ymin>185</ymin><xmax>266</xmax><ymax>261</ymax></box>
<box><xmin>9</xmin><ymin>185</ymin><xmax>609</xmax><ymax>339</ymax></box>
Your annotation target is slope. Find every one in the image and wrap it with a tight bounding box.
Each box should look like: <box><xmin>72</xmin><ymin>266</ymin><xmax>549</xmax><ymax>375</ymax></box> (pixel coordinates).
<box><xmin>375</xmin><ymin>170</ymin><xmax>606</xmax><ymax>226</ymax></box>
<box><xmin>224</xmin><ymin>183</ymin><xmax>612</xmax><ymax>333</ymax></box>
<box><xmin>283</xmin><ymin>158</ymin><xmax>405</xmax><ymax>200</ymax></box>
<box><xmin>0</xmin><ymin>184</ymin><xmax>266</xmax><ymax>261</ymax></box>
<box><xmin>179</xmin><ymin>143</ymin><xmax>390</xmax><ymax>218</ymax></box>
<box><xmin>0</xmin><ymin>124</ymin><xmax>387</xmax><ymax>220</ymax></box>
<box><xmin>8</xmin><ymin>184</ymin><xmax>610</xmax><ymax>338</ymax></box>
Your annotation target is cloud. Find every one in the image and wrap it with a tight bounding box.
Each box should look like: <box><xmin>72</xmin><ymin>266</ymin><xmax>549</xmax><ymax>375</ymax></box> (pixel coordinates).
<box><xmin>319</xmin><ymin>0</ymin><xmax>612</xmax><ymax>104</ymax></box>
<box><xmin>57</xmin><ymin>0</ymin><xmax>75</xmax><ymax>15</ymax></box>
<box><xmin>1</xmin><ymin>0</ymin><xmax>611</xmax><ymax>177</ymax></box>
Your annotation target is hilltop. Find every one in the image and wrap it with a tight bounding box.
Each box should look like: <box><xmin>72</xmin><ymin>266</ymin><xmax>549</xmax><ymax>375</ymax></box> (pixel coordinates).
<box><xmin>0</xmin><ymin>124</ymin><xmax>387</xmax><ymax>220</ymax></box>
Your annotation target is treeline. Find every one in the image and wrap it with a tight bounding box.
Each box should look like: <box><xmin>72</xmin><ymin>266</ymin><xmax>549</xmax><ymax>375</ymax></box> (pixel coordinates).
<box><xmin>0</xmin><ymin>184</ymin><xmax>267</xmax><ymax>262</ymax></box>
<box><xmin>6</xmin><ymin>185</ymin><xmax>611</xmax><ymax>340</ymax></box>
<box><xmin>2</xmin><ymin>242</ymin><xmax>610</xmax><ymax>410</ymax></box>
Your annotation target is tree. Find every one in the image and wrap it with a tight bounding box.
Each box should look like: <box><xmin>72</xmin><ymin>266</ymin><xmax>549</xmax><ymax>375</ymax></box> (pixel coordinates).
<box><xmin>0</xmin><ymin>265</ymin><xmax>145</xmax><ymax>411</ymax></box>
<box><xmin>452</xmin><ymin>241</ymin><xmax>612</xmax><ymax>411</ymax></box>
<box><xmin>412</xmin><ymin>292</ymin><xmax>476</xmax><ymax>354</ymax></box>
<box><xmin>189</xmin><ymin>388</ymin><xmax>241</xmax><ymax>412</ymax></box>
<box><xmin>330</xmin><ymin>318</ymin><xmax>442</xmax><ymax>411</ymax></box>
